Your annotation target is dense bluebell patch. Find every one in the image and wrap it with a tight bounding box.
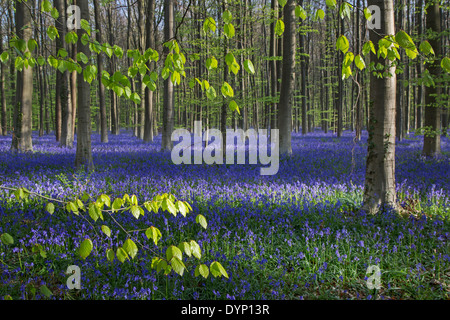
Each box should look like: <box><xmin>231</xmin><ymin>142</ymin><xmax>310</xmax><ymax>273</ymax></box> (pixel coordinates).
<box><xmin>0</xmin><ymin>131</ymin><xmax>449</xmax><ymax>300</ymax></box>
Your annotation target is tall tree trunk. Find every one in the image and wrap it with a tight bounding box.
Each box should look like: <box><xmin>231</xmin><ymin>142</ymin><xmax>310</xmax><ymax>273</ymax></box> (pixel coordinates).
<box><xmin>161</xmin><ymin>0</ymin><xmax>174</xmax><ymax>150</ymax></box>
<box><xmin>70</xmin><ymin>0</ymin><xmax>78</xmax><ymax>138</ymax></box>
<box><xmin>422</xmin><ymin>0</ymin><xmax>441</xmax><ymax>157</ymax></box>
<box><xmin>278</xmin><ymin>0</ymin><xmax>295</xmax><ymax>155</ymax></box>
<box><xmin>269</xmin><ymin>0</ymin><xmax>278</xmax><ymax>130</ymax></box>
<box><xmin>395</xmin><ymin>0</ymin><xmax>405</xmax><ymax>142</ymax></box>
<box><xmin>144</xmin><ymin>0</ymin><xmax>156</xmax><ymax>142</ymax></box>
<box><xmin>362</xmin><ymin>0</ymin><xmax>397</xmax><ymax>214</ymax></box>
<box><xmin>0</xmin><ymin>21</ymin><xmax>6</xmax><ymax>136</ymax></box>
<box><xmin>415</xmin><ymin>0</ymin><xmax>424</xmax><ymax>130</ymax></box>
<box><xmin>108</xmin><ymin>3</ymin><xmax>119</xmax><ymax>135</ymax></box>
<box><xmin>94</xmin><ymin>0</ymin><xmax>108</xmax><ymax>143</ymax></box>
<box><xmin>299</xmin><ymin>0</ymin><xmax>307</xmax><ymax>135</ymax></box>
<box><xmin>11</xmin><ymin>0</ymin><xmax>34</xmax><ymax>152</ymax></box>
<box><xmin>75</xmin><ymin>0</ymin><xmax>94</xmax><ymax>170</ymax></box>
<box><xmin>58</xmin><ymin>0</ymin><xmax>73</xmax><ymax>148</ymax></box>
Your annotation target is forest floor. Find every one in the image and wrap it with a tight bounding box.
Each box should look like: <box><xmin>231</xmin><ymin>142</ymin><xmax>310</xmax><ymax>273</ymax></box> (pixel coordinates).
<box><xmin>0</xmin><ymin>130</ymin><xmax>449</xmax><ymax>300</ymax></box>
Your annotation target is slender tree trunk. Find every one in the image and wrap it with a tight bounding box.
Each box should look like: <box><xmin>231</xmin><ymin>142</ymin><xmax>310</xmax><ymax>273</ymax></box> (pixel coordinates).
<box><xmin>422</xmin><ymin>0</ymin><xmax>441</xmax><ymax>157</ymax></box>
<box><xmin>269</xmin><ymin>0</ymin><xmax>278</xmax><ymax>130</ymax></box>
<box><xmin>94</xmin><ymin>0</ymin><xmax>108</xmax><ymax>143</ymax></box>
<box><xmin>0</xmin><ymin>21</ymin><xmax>6</xmax><ymax>136</ymax></box>
<box><xmin>161</xmin><ymin>0</ymin><xmax>174</xmax><ymax>150</ymax></box>
<box><xmin>144</xmin><ymin>0</ymin><xmax>156</xmax><ymax>142</ymax></box>
<box><xmin>75</xmin><ymin>0</ymin><xmax>94</xmax><ymax>170</ymax></box>
<box><xmin>416</xmin><ymin>0</ymin><xmax>424</xmax><ymax>130</ymax></box>
<box><xmin>278</xmin><ymin>0</ymin><xmax>295</xmax><ymax>155</ymax></box>
<box><xmin>363</xmin><ymin>0</ymin><xmax>397</xmax><ymax>214</ymax></box>
<box><xmin>58</xmin><ymin>0</ymin><xmax>73</xmax><ymax>148</ymax></box>
<box><xmin>11</xmin><ymin>0</ymin><xmax>34</xmax><ymax>152</ymax></box>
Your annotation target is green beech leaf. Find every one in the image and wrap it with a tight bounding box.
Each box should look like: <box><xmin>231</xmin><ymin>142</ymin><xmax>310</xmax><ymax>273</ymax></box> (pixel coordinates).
<box><xmin>441</xmin><ymin>57</ymin><xmax>450</xmax><ymax>73</ymax></box>
<box><xmin>170</xmin><ymin>256</ymin><xmax>186</xmax><ymax>276</ymax></box>
<box><xmin>145</xmin><ymin>226</ymin><xmax>162</xmax><ymax>246</ymax></box>
<box><xmin>196</xmin><ymin>214</ymin><xmax>208</xmax><ymax>229</ymax></box>
<box><xmin>123</xmin><ymin>239</ymin><xmax>138</xmax><ymax>259</ymax></box>
<box><xmin>101</xmin><ymin>225</ymin><xmax>111</xmax><ymax>238</ymax></box>
<box><xmin>79</xmin><ymin>238</ymin><xmax>93</xmax><ymax>260</ymax></box>
<box><xmin>221</xmin><ymin>82</ymin><xmax>234</xmax><ymax>98</ymax></box>
<box><xmin>106</xmin><ymin>249</ymin><xmax>115</xmax><ymax>262</ymax></box>
<box><xmin>1</xmin><ymin>233</ymin><xmax>14</xmax><ymax>245</ymax></box>
<box><xmin>166</xmin><ymin>245</ymin><xmax>183</xmax><ymax>261</ymax></box>
<box><xmin>275</xmin><ymin>19</ymin><xmax>285</xmax><ymax>36</ymax></box>
<box><xmin>224</xmin><ymin>23</ymin><xmax>235</xmax><ymax>39</ymax></box>
<box><xmin>229</xmin><ymin>100</ymin><xmax>240</xmax><ymax>114</ymax></box>
<box><xmin>315</xmin><ymin>9</ymin><xmax>325</xmax><ymax>20</ymax></box>
<box><xmin>210</xmin><ymin>261</ymin><xmax>229</xmax><ymax>278</ymax></box>
<box><xmin>190</xmin><ymin>240</ymin><xmax>202</xmax><ymax>259</ymax></box>
<box><xmin>178</xmin><ymin>242</ymin><xmax>192</xmax><ymax>257</ymax></box>
<box><xmin>326</xmin><ymin>0</ymin><xmax>336</xmax><ymax>8</ymax></box>
<box><xmin>46</xmin><ymin>203</ymin><xmax>55</xmax><ymax>215</ymax></box>
<box><xmin>223</xmin><ymin>9</ymin><xmax>233</xmax><ymax>23</ymax></box>
<box><xmin>243</xmin><ymin>59</ymin><xmax>255</xmax><ymax>74</ymax></box>
<box><xmin>195</xmin><ymin>264</ymin><xmax>209</xmax><ymax>278</ymax></box>
<box><xmin>355</xmin><ymin>55</ymin><xmax>366</xmax><ymax>70</ymax></box>
<box><xmin>116</xmin><ymin>247</ymin><xmax>129</xmax><ymax>263</ymax></box>
<box><xmin>295</xmin><ymin>6</ymin><xmax>307</xmax><ymax>20</ymax></box>
<box><xmin>336</xmin><ymin>35</ymin><xmax>350</xmax><ymax>54</ymax></box>
<box><xmin>395</xmin><ymin>30</ymin><xmax>418</xmax><ymax>59</ymax></box>
<box><xmin>419</xmin><ymin>41</ymin><xmax>434</xmax><ymax>56</ymax></box>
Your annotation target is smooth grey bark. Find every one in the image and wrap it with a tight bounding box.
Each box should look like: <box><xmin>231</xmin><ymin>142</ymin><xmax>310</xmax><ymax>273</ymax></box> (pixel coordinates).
<box><xmin>278</xmin><ymin>0</ymin><xmax>295</xmax><ymax>155</ymax></box>
<box><xmin>269</xmin><ymin>0</ymin><xmax>277</xmax><ymax>130</ymax></box>
<box><xmin>11</xmin><ymin>0</ymin><xmax>33</xmax><ymax>153</ymax></box>
<box><xmin>0</xmin><ymin>20</ymin><xmax>6</xmax><ymax>136</ymax></box>
<box><xmin>422</xmin><ymin>0</ymin><xmax>442</xmax><ymax>157</ymax></box>
<box><xmin>144</xmin><ymin>0</ymin><xmax>155</xmax><ymax>142</ymax></box>
<box><xmin>94</xmin><ymin>0</ymin><xmax>108</xmax><ymax>143</ymax></box>
<box><xmin>75</xmin><ymin>0</ymin><xmax>94</xmax><ymax>171</ymax></box>
<box><xmin>58</xmin><ymin>0</ymin><xmax>73</xmax><ymax>148</ymax></box>
<box><xmin>161</xmin><ymin>0</ymin><xmax>174</xmax><ymax>151</ymax></box>
<box><xmin>362</xmin><ymin>0</ymin><xmax>397</xmax><ymax>214</ymax></box>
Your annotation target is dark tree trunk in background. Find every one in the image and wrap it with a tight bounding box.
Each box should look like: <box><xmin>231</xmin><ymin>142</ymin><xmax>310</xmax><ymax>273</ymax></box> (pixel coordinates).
<box><xmin>58</xmin><ymin>0</ymin><xmax>73</xmax><ymax>148</ymax></box>
<box><xmin>278</xmin><ymin>0</ymin><xmax>295</xmax><ymax>155</ymax></box>
<box><xmin>94</xmin><ymin>0</ymin><xmax>108</xmax><ymax>143</ymax></box>
<box><xmin>11</xmin><ymin>0</ymin><xmax>34</xmax><ymax>152</ymax></box>
<box><xmin>75</xmin><ymin>0</ymin><xmax>94</xmax><ymax>171</ymax></box>
<box><xmin>299</xmin><ymin>0</ymin><xmax>307</xmax><ymax>135</ymax></box>
<box><xmin>144</xmin><ymin>0</ymin><xmax>156</xmax><ymax>142</ymax></box>
<box><xmin>161</xmin><ymin>0</ymin><xmax>174</xmax><ymax>150</ymax></box>
<box><xmin>396</xmin><ymin>0</ymin><xmax>405</xmax><ymax>142</ymax></box>
<box><xmin>0</xmin><ymin>21</ymin><xmax>6</xmax><ymax>136</ymax></box>
<box><xmin>422</xmin><ymin>0</ymin><xmax>441</xmax><ymax>157</ymax></box>
<box><xmin>269</xmin><ymin>0</ymin><xmax>278</xmax><ymax>130</ymax></box>
<box><xmin>363</xmin><ymin>0</ymin><xmax>397</xmax><ymax>214</ymax></box>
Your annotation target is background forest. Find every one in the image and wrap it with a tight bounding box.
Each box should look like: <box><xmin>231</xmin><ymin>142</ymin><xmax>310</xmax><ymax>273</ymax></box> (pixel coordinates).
<box><xmin>0</xmin><ymin>0</ymin><xmax>449</xmax><ymax>301</ymax></box>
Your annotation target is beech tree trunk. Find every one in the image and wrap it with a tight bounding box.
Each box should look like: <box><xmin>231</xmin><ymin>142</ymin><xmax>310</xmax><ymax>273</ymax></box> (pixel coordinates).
<box><xmin>75</xmin><ymin>0</ymin><xmax>94</xmax><ymax>170</ymax></box>
<box><xmin>278</xmin><ymin>0</ymin><xmax>295</xmax><ymax>155</ymax></box>
<box><xmin>0</xmin><ymin>20</ymin><xmax>6</xmax><ymax>136</ymax></box>
<box><xmin>11</xmin><ymin>0</ymin><xmax>34</xmax><ymax>153</ymax></box>
<box><xmin>422</xmin><ymin>0</ymin><xmax>441</xmax><ymax>157</ymax></box>
<box><xmin>144</xmin><ymin>0</ymin><xmax>155</xmax><ymax>142</ymax></box>
<box><xmin>94</xmin><ymin>0</ymin><xmax>108</xmax><ymax>143</ymax></box>
<box><xmin>362</xmin><ymin>0</ymin><xmax>397</xmax><ymax>214</ymax></box>
<box><xmin>58</xmin><ymin>0</ymin><xmax>73</xmax><ymax>148</ymax></box>
<box><xmin>161</xmin><ymin>0</ymin><xmax>174</xmax><ymax>151</ymax></box>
